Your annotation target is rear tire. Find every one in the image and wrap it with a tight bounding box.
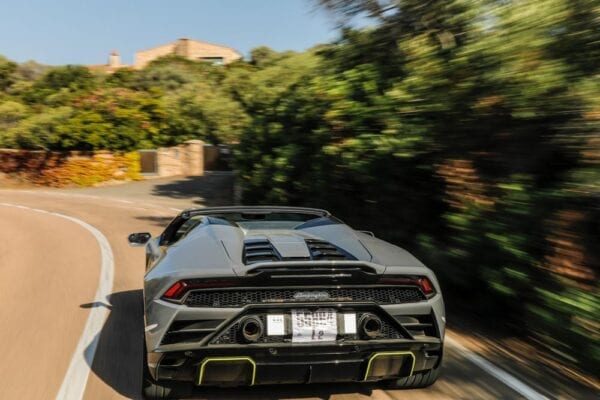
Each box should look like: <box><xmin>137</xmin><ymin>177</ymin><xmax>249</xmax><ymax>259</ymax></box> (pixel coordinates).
<box><xmin>142</xmin><ymin>340</ymin><xmax>191</xmax><ymax>399</ymax></box>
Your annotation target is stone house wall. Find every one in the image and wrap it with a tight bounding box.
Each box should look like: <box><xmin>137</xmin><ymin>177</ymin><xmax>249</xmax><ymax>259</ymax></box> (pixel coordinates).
<box><xmin>134</xmin><ymin>38</ymin><xmax>241</xmax><ymax>69</ymax></box>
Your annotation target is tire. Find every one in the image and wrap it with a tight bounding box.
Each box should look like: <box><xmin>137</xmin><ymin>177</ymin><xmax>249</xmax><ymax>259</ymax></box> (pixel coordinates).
<box><xmin>384</xmin><ymin>351</ymin><xmax>443</xmax><ymax>389</ymax></box>
<box><xmin>142</xmin><ymin>340</ymin><xmax>191</xmax><ymax>399</ymax></box>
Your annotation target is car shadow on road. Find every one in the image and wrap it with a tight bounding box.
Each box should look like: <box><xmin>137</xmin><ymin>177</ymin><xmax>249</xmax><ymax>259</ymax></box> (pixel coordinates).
<box><xmin>134</xmin><ymin>215</ymin><xmax>174</xmax><ymax>229</ymax></box>
<box><xmin>83</xmin><ymin>289</ymin><xmax>145</xmax><ymax>399</ymax></box>
<box><xmin>83</xmin><ymin>289</ymin><xmax>377</xmax><ymax>400</ymax></box>
<box><xmin>151</xmin><ymin>174</ymin><xmax>236</xmax><ymax>207</ymax></box>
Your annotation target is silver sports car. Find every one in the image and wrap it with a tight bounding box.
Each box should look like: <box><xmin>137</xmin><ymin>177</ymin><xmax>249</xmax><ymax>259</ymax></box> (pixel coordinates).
<box><xmin>129</xmin><ymin>206</ymin><xmax>445</xmax><ymax>399</ymax></box>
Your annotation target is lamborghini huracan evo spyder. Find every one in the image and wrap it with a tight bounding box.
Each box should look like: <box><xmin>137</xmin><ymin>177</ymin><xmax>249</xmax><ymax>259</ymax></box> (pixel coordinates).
<box><xmin>129</xmin><ymin>206</ymin><xmax>445</xmax><ymax>399</ymax></box>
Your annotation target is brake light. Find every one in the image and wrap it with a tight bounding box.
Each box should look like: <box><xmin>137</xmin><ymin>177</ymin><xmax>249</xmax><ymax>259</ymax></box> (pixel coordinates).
<box><xmin>379</xmin><ymin>276</ymin><xmax>436</xmax><ymax>297</ymax></box>
<box><xmin>417</xmin><ymin>277</ymin><xmax>434</xmax><ymax>295</ymax></box>
<box><xmin>162</xmin><ymin>279</ymin><xmax>238</xmax><ymax>301</ymax></box>
<box><xmin>163</xmin><ymin>281</ymin><xmax>187</xmax><ymax>299</ymax></box>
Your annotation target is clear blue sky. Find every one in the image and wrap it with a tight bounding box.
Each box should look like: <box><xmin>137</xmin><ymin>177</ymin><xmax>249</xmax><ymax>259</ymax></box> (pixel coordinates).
<box><xmin>0</xmin><ymin>0</ymin><xmax>341</xmax><ymax>65</ymax></box>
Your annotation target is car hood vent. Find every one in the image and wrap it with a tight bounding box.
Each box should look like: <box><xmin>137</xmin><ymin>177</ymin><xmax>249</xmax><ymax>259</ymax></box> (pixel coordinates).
<box><xmin>305</xmin><ymin>239</ymin><xmax>357</xmax><ymax>261</ymax></box>
<box><xmin>243</xmin><ymin>239</ymin><xmax>281</xmax><ymax>264</ymax></box>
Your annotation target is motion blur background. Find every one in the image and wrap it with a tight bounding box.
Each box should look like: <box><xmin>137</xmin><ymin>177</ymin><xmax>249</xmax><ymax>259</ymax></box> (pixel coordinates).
<box><xmin>0</xmin><ymin>0</ymin><xmax>598</xmax><ymax>383</ymax></box>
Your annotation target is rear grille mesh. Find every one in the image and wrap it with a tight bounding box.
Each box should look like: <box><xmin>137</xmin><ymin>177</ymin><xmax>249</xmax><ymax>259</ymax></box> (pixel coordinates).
<box><xmin>161</xmin><ymin>331</ymin><xmax>210</xmax><ymax>345</ymax></box>
<box><xmin>184</xmin><ymin>287</ymin><xmax>425</xmax><ymax>308</ymax></box>
<box><xmin>160</xmin><ymin>319</ymin><xmax>224</xmax><ymax>345</ymax></box>
<box><xmin>394</xmin><ymin>314</ymin><xmax>437</xmax><ymax>337</ymax></box>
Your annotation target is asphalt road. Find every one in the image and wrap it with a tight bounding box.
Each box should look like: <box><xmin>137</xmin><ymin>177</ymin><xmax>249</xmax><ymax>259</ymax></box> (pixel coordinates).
<box><xmin>0</xmin><ymin>176</ymin><xmax>595</xmax><ymax>400</ymax></box>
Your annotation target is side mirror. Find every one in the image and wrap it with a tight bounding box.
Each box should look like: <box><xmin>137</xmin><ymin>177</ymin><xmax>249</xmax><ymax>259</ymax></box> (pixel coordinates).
<box><xmin>128</xmin><ymin>232</ymin><xmax>152</xmax><ymax>246</ymax></box>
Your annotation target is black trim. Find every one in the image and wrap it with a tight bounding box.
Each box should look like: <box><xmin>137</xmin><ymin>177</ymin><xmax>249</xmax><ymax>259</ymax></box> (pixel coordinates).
<box><xmin>180</xmin><ymin>206</ymin><xmax>330</xmax><ymax>219</ymax></box>
<box><xmin>152</xmin><ymin>339</ymin><xmax>443</xmax><ymax>384</ymax></box>
<box><xmin>294</xmin><ymin>216</ymin><xmax>342</xmax><ymax>230</ymax></box>
<box><xmin>182</xmin><ymin>286</ymin><xmax>425</xmax><ymax>308</ymax></box>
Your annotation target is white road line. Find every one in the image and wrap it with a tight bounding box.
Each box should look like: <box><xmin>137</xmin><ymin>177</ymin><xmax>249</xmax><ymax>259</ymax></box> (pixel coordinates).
<box><xmin>445</xmin><ymin>336</ymin><xmax>550</xmax><ymax>400</ymax></box>
<box><xmin>0</xmin><ymin>203</ymin><xmax>115</xmax><ymax>400</ymax></box>
<box><xmin>1</xmin><ymin>189</ymin><xmax>177</xmax><ymax>215</ymax></box>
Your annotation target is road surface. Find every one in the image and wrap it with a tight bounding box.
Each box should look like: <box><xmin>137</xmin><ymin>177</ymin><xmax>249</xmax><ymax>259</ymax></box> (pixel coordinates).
<box><xmin>0</xmin><ymin>176</ymin><xmax>596</xmax><ymax>400</ymax></box>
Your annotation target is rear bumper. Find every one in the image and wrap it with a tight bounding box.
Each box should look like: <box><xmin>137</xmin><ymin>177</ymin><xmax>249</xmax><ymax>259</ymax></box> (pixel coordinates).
<box><xmin>150</xmin><ymin>339</ymin><xmax>443</xmax><ymax>386</ymax></box>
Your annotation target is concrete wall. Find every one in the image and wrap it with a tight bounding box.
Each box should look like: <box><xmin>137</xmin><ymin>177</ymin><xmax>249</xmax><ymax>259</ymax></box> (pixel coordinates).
<box><xmin>183</xmin><ymin>39</ymin><xmax>241</xmax><ymax>64</ymax></box>
<box><xmin>0</xmin><ymin>149</ymin><xmax>94</xmax><ymax>173</ymax></box>
<box><xmin>153</xmin><ymin>140</ymin><xmax>223</xmax><ymax>178</ymax></box>
<box><xmin>0</xmin><ymin>149</ymin><xmax>140</xmax><ymax>187</ymax></box>
<box><xmin>134</xmin><ymin>43</ymin><xmax>176</xmax><ymax>69</ymax></box>
<box><xmin>0</xmin><ymin>140</ymin><xmax>224</xmax><ymax>183</ymax></box>
<box><xmin>155</xmin><ymin>147</ymin><xmax>183</xmax><ymax>177</ymax></box>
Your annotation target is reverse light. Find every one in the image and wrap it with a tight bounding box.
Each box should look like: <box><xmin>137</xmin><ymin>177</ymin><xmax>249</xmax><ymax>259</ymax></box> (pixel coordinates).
<box><xmin>379</xmin><ymin>276</ymin><xmax>436</xmax><ymax>297</ymax></box>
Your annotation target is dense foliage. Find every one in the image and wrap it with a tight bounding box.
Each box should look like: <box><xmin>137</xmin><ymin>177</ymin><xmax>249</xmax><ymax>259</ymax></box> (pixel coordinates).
<box><xmin>0</xmin><ymin>56</ymin><xmax>250</xmax><ymax>150</ymax></box>
<box><xmin>0</xmin><ymin>0</ymin><xmax>597</xmax><ymax>374</ymax></box>
<box><xmin>235</xmin><ymin>0</ymin><xmax>599</xmax><ymax>373</ymax></box>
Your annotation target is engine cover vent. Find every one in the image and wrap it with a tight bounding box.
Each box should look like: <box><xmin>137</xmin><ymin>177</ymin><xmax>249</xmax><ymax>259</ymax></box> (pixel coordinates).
<box><xmin>305</xmin><ymin>239</ymin><xmax>357</xmax><ymax>261</ymax></box>
<box><xmin>243</xmin><ymin>239</ymin><xmax>281</xmax><ymax>264</ymax></box>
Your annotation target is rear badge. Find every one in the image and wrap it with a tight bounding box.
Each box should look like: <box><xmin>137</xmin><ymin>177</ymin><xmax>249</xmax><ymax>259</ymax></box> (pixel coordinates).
<box><xmin>293</xmin><ymin>291</ymin><xmax>330</xmax><ymax>301</ymax></box>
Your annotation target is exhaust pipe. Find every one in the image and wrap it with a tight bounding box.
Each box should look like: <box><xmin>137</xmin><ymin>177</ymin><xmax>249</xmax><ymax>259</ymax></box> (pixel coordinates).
<box><xmin>239</xmin><ymin>317</ymin><xmax>263</xmax><ymax>343</ymax></box>
<box><xmin>359</xmin><ymin>313</ymin><xmax>383</xmax><ymax>339</ymax></box>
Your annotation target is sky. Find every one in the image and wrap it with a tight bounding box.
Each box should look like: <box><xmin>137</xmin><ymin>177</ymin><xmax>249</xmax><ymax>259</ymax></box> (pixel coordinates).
<box><xmin>0</xmin><ymin>0</ymin><xmax>342</xmax><ymax>65</ymax></box>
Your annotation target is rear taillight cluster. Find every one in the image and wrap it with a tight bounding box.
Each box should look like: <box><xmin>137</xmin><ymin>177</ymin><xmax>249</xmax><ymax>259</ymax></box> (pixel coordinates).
<box><xmin>162</xmin><ymin>275</ymin><xmax>436</xmax><ymax>302</ymax></box>
<box><xmin>379</xmin><ymin>276</ymin><xmax>436</xmax><ymax>297</ymax></box>
<box><xmin>162</xmin><ymin>279</ymin><xmax>237</xmax><ymax>301</ymax></box>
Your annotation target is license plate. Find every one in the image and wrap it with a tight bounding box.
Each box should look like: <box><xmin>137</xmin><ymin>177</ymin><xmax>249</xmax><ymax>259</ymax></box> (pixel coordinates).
<box><xmin>291</xmin><ymin>309</ymin><xmax>337</xmax><ymax>343</ymax></box>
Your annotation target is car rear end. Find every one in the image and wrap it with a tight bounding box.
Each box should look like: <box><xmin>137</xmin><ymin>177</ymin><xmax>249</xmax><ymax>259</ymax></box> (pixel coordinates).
<box><xmin>143</xmin><ymin>262</ymin><xmax>445</xmax><ymax>390</ymax></box>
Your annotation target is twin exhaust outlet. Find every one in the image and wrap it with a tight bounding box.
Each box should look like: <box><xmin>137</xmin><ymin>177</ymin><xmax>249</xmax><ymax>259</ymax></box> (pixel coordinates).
<box><xmin>359</xmin><ymin>313</ymin><xmax>383</xmax><ymax>339</ymax></box>
<box><xmin>238</xmin><ymin>313</ymin><xmax>383</xmax><ymax>342</ymax></box>
<box><xmin>240</xmin><ymin>317</ymin><xmax>264</xmax><ymax>342</ymax></box>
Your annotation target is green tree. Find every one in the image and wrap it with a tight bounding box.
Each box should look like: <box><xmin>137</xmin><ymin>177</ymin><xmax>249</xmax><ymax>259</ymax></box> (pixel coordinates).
<box><xmin>4</xmin><ymin>106</ymin><xmax>74</xmax><ymax>150</ymax></box>
<box><xmin>232</xmin><ymin>0</ymin><xmax>600</xmax><ymax>373</ymax></box>
<box><xmin>22</xmin><ymin>65</ymin><xmax>97</xmax><ymax>104</ymax></box>
<box><xmin>0</xmin><ymin>55</ymin><xmax>18</xmax><ymax>91</ymax></box>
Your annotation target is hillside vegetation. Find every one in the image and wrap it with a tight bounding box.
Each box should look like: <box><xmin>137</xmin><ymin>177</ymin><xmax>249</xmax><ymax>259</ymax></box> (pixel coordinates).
<box><xmin>0</xmin><ymin>0</ymin><xmax>598</xmax><ymax>374</ymax></box>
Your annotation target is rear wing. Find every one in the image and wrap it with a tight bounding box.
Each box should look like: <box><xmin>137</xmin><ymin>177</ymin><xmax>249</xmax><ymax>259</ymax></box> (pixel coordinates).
<box><xmin>242</xmin><ymin>260</ymin><xmax>386</xmax><ymax>281</ymax></box>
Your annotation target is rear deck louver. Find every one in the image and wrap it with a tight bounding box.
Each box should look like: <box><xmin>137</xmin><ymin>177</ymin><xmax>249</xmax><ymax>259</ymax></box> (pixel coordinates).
<box><xmin>305</xmin><ymin>239</ymin><xmax>356</xmax><ymax>260</ymax></box>
<box><xmin>243</xmin><ymin>239</ymin><xmax>281</xmax><ymax>264</ymax></box>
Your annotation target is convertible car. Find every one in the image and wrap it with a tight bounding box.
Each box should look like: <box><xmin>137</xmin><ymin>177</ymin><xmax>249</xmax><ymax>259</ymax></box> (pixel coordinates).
<box><xmin>129</xmin><ymin>206</ymin><xmax>445</xmax><ymax>399</ymax></box>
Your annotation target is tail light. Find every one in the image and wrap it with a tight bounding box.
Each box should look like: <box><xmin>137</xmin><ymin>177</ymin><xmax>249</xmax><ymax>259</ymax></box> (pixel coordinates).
<box><xmin>162</xmin><ymin>279</ymin><xmax>237</xmax><ymax>302</ymax></box>
<box><xmin>379</xmin><ymin>276</ymin><xmax>436</xmax><ymax>297</ymax></box>
<box><xmin>163</xmin><ymin>281</ymin><xmax>187</xmax><ymax>299</ymax></box>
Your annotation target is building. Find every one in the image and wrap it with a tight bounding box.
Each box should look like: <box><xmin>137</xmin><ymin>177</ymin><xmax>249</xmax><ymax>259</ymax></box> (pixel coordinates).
<box><xmin>87</xmin><ymin>50</ymin><xmax>126</xmax><ymax>73</ymax></box>
<box><xmin>135</xmin><ymin>38</ymin><xmax>241</xmax><ymax>68</ymax></box>
<box><xmin>88</xmin><ymin>38</ymin><xmax>242</xmax><ymax>73</ymax></box>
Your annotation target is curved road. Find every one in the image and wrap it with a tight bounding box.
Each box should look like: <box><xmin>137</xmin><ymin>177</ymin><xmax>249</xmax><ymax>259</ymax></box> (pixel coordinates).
<box><xmin>0</xmin><ymin>180</ymin><xmax>594</xmax><ymax>400</ymax></box>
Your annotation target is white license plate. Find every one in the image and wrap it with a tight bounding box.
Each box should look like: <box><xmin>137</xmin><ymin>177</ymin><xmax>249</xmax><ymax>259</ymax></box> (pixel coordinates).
<box><xmin>291</xmin><ymin>309</ymin><xmax>337</xmax><ymax>343</ymax></box>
